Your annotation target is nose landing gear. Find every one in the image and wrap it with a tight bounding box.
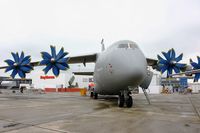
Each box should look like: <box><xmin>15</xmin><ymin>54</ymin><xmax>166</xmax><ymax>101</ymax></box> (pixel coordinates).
<box><xmin>118</xmin><ymin>90</ymin><xmax>133</xmax><ymax>108</ymax></box>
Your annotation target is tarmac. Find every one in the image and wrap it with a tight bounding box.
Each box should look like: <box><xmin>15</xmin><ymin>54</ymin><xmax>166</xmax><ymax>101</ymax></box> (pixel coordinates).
<box><xmin>0</xmin><ymin>90</ymin><xmax>200</xmax><ymax>133</ymax></box>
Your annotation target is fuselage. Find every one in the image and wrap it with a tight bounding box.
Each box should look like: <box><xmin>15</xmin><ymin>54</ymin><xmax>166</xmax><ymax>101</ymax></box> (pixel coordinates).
<box><xmin>93</xmin><ymin>40</ymin><xmax>148</xmax><ymax>95</ymax></box>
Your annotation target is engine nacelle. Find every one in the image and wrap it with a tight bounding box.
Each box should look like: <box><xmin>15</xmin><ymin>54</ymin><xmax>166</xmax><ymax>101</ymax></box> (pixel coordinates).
<box><xmin>184</xmin><ymin>65</ymin><xmax>193</xmax><ymax>76</ymax></box>
<box><xmin>139</xmin><ymin>70</ymin><xmax>153</xmax><ymax>89</ymax></box>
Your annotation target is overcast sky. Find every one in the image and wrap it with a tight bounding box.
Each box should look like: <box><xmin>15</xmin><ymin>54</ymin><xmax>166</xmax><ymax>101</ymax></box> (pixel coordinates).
<box><xmin>0</xmin><ymin>0</ymin><xmax>200</xmax><ymax>77</ymax></box>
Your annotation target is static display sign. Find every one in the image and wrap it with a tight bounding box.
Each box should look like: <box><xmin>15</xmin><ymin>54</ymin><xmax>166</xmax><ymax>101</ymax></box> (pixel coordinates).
<box><xmin>40</xmin><ymin>76</ymin><xmax>55</xmax><ymax>80</ymax></box>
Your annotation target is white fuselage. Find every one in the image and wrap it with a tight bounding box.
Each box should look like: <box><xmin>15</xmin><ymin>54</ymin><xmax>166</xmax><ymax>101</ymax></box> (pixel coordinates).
<box><xmin>93</xmin><ymin>40</ymin><xmax>148</xmax><ymax>95</ymax></box>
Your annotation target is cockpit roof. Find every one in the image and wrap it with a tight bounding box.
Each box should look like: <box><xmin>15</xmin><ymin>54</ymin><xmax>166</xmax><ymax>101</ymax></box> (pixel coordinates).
<box><xmin>107</xmin><ymin>40</ymin><xmax>139</xmax><ymax>50</ymax></box>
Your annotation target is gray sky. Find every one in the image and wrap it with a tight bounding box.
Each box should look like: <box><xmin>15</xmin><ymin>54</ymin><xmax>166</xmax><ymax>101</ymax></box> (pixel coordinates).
<box><xmin>0</xmin><ymin>0</ymin><xmax>200</xmax><ymax>69</ymax></box>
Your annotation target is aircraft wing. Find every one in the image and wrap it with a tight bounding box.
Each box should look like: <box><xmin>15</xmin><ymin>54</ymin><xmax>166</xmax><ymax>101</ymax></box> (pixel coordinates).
<box><xmin>0</xmin><ymin>53</ymin><xmax>98</xmax><ymax>69</ymax></box>
<box><xmin>68</xmin><ymin>53</ymin><xmax>97</xmax><ymax>65</ymax></box>
<box><xmin>146</xmin><ymin>58</ymin><xmax>158</xmax><ymax>68</ymax></box>
<box><xmin>73</xmin><ymin>72</ymin><xmax>94</xmax><ymax>76</ymax></box>
<box><xmin>170</xmin><ymin>69</ymin><xmax>200</xmax><ymax>76</ymax></box>
<box><xmin>0</xmin><ymin>55</ymin><xmax>172</xmax><ymax>69</ymax></box>
<box><xmin>7</xmin><ymin>56</ymin><xmax>156</xmax><ymax>68</ymax></box>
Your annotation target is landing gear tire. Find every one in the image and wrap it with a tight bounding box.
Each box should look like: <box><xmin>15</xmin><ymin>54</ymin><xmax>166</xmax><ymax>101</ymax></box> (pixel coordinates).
<box><xmin>118</xmin><ymin>95</ymin><xmax>125</xmax><ymax>107</ymax></box>
<box><xmin>126</xmin><ymin>96</ymin><xmax>133</xmax><ymax>108</ymax></box>
<box><xmin>90</xmin><ymin>92</ymin><xmax>94</xmax><ymax>98</ymax></box>
<box><xmin>94</xmin><ymin>93</ymin><xmax>98</xmax><ymax>99</ymax></box>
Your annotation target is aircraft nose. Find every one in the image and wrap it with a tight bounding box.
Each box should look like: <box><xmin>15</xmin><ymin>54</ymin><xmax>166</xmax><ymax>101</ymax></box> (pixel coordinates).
<box><xmin>111</xmin><ymin>59</ymin><xmax>146</xmax><ymax>86</ymax></box>
<box><xmin>114</xmin><ymin>50</ymin><xmax>147</xmax><ymax>85</ymax></box>
<box><xmin>124</xmin><ymin>66</ymin><xmax>146</xmax><ymax>84</ymax></box>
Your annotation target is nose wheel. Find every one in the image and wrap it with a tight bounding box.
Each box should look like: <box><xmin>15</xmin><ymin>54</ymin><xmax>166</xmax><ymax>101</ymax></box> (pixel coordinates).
<box><xmin>118</xmin><ymin>91</ymin><xmax>133</xmax><ymax>108</ymax></box>
<box><xmin>126</xmin><ymin>95</ymin><xmax>133</xmax><ymax>108</ymax></box>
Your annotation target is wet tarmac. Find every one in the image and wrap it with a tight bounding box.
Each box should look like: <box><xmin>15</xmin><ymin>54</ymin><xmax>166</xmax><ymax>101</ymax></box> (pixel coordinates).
<box><xmin>0</xmin><ymin>90</ymin><xmax>200</xmax><ymax>133</ymax></box>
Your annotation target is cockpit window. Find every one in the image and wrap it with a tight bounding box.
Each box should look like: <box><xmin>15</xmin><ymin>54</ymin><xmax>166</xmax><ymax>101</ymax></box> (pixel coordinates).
<box><xmin>118</xmin><ymin>43</ymin><xmax>138</xmax><ymax>49</ymax></box>
<box><xmin>118</xmin><ymin>44</ymin><xmax>128</xmax><ymax>48</ymax></box>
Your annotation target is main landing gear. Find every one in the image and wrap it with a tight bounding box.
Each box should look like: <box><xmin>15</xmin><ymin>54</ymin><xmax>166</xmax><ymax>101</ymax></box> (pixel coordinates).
<box><xmin>118</xmin><ymin>90</ymin><xmax>133</xmax><ymax>108</ymax></box>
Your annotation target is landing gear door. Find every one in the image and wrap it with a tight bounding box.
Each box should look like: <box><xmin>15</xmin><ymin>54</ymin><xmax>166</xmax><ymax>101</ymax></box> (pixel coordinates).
<box><xmin>139</xmin><ymin>70</ymin><xmax>153</xmax><ymax>89</ymax></box>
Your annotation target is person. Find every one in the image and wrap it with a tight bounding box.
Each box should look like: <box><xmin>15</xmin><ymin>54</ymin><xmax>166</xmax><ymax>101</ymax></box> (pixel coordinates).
<box><xmin>88</xmin><ymin>82</ymin><xmax>95</xmax><ymax>97</ymax></box>
<box><xmin>20</xmin><ymin>86</ymin><xmax>25</xmax><ymax>93</ymax></box>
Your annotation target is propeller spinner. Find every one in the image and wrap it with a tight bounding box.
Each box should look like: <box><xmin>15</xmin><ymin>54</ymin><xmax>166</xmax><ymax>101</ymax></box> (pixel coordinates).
<box><xmin>157</xmin><ymin>48</ymin><xmax>186</xmax><ymax>77</ymax></box>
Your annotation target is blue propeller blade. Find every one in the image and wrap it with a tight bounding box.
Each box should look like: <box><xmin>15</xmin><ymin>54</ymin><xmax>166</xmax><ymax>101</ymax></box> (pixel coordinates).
<box><xmin>175</xmin><ymin>53</ymin><xmax>183</xmax><ymax>62</ymax></box>
<box><xmin>167</xmin><ymin>67</ymin><xmax>173</xmax><ymax>77</ymax></box>
<box><xmin>50</xmin><ymin>46</ymin><xmax>56</xmax><ymax>59</ymax></box>
<box><xmin>41</xmin><ymin>46</ymin><xmax>69</xmax><ymax>76</ymax></box>
<box><xmin>21</xmin><ymin>56</ymin><xmax>31</xmax><ymax>65</ymax></box>
<box><xmin>11</xmin><ymin>69</ymin><xmax>18</xmax><ymax>79</ymax></box>
<box><xmin>52</xmin><ymin>65</ymin><xmax>59</xmax><ymax>76</ymax></box>
<box><xmin>5</xmin><ymin>59</ymin><xmax>14</xmax><ymax>66</ymax></box>
<box><xmin>56</xmin><ymin>63</ymin><xmax>67</xmax><ymax>70</ymax></box>
<box><xmin>43</xmin><ymin>64</ymin><xmax>53</xmax><ymax>74</ymax></box>
<box><xmin>197</xmin><ymin>56</ymin><xmax>200</xmax><ymax>65</ymax></box>
<box><xmin>11</xmin><ymin>52</ymin><xmax>19</xmax><ymax>63</ymax></box>
<box><xmin>56</xmin><ymin>47</ymin><xmax>64</xmax><ymax>60</ymax></box>
<box><xmin>160</xmin><ymin>65</ymin><xmax>168</xmax><ymax>74</ymax></box>
<box><xmin>59</xmin><ymin>62</ymin><xmax>69</xmax><ymax>69</ymax></box>
<box><xmin>162</xmin><ymin>51</ymin><xmax>171</xmax><ymax>61</ymax></box>
<box><xmin>19</xmin><ymin>52</ymin><xmax>25</xmax><ymax>63</ymax></box>
<box><xmin>20</xmin><ymin>66</ymin><xmax>32</xmax><ymax>72</ymax></box>
<box><xmin>57</xmin><ymin>52</ymin><xmax>68</xmax><ymax>61</ymax></box>
<box><xmin>18</xmin><ymin>70</ymin><xmax>25</xmax><ymax>78</ymax></box>
<box><xmin>5</xmin><ymin>52</ymin><xmax>33</xmax><ymax>78</ymax></box>
<box><xmin>5</xmin><ymin>66</ymin><xmax>14</xmax><ymax>72</ymax></box>
<box><xmin>58</xmin><ymin>57</ymin><xmax>69</xmax><ymax>64</ymax></box>
<box><xmin>41</xmin><ymin>52</ymin><xmax>52</xmax><ymax>60</ymax></box>
<box><xmin>170</xmin><ymin>49</ymin><xmax>176</xmax><ymax>60</ymax></box>
<box><xmin>158</xmin><ymin>49</ymin><xmax>185</xmax><ymax>78</ymax></box>
<box><xmin>40</xmin><ymin>59</ymin><xmax>51</xmax><ymax>65</ymax></box>
<box><xmin>190</xmin><ymin>57</ymin><xmax>200</xmax><ymax>82</ymax></box>
<box><xmin>157</xmin><ymin>55</ymin><xmax>168</xmax><ymax>64</ymax></box>
<box><xmin>175</xmin><ymin>63</ymin><xmax>186</xmax><ymax>68</ymax></box>
<box><xmin>190</xmin><ymin>61</ymin><xmax>200</xmax><ymax>69</ymax></box>
<box><xmin>173</xmin><ymin>66</ymin><xmax>180</xmax><ymax>73</ymax></box>
<box><xmin>157</xmin><ymin>55</ymin><xmax>164</xmax><ymax>60</ymax></box>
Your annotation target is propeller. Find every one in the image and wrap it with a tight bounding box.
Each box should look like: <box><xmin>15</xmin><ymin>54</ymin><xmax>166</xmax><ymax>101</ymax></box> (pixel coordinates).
<box><xmin>40</xmin><ymin>45</ymin><xmax>69</xmax><ymax>76</ymax></box>
<box><xmin>190</xmin><ymin>56</ymin><xmax>200</xmax><ymax>82</ymax></box>
<box><xmin>157</xmin><ymin>48</ymin><xmax>186</xmax><ymax>77</ymax></box>
<box><xmin>5</xmin><ymin>52</ymin><xmax>33</xmax><ymax>78</ymax></box>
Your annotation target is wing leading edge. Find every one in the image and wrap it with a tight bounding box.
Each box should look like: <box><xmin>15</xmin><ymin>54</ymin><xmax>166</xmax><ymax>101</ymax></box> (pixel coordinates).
<box><xmin>0</xmin><ymin>53</ymin><xmax>98</xmax><ymax>69</ymax></box>
<box><xmin>0</xmin><ymin>56</ymin><xmax>160</xmax><ymax>70</ymax></box>
<box><xmin>73</xmin><ymin>72</ymin><xmax>94</xmax><ymax>76</ymax></box>
<box><xmin>146</xmin><ymin>58</ymin><xmax>157</xmax><ymax>67</ymax></box>
<box><xmin>0</xmin><ymin>54</ymin><xmax>191</xmax><ymax>77</ymax></box>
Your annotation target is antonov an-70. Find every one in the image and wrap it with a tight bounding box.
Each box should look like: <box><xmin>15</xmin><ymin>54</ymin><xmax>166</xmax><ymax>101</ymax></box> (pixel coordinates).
<box><xmin>0</xmin><ymin>40</ymin><xmax>165</xmax><ymax>108</ymax></box>
<box><xmin>76</xmin><ymin>40</ymin><xmax>157</xmax><ymax>107</ymax></box>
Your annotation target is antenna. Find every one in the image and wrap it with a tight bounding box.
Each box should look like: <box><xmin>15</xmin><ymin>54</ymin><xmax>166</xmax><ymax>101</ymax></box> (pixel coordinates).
<box><xmin>101</xmin><ymin>38</ymin><xmax>105</xmax><ymax>52</ymax></box>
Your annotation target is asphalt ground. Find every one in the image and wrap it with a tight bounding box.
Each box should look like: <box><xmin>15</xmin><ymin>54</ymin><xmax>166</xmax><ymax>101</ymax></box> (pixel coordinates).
<box><xmin>0</xmin><ymin>90</ymin><xmax>199</xmax><ymax>133</ymax></box>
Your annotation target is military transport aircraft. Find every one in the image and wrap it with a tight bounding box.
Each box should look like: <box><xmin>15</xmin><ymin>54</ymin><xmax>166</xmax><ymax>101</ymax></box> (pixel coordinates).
<box><xmin>0</xmin><ymin>40</ymin><xmax>199</xmax><ymax>108</ymax></box>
